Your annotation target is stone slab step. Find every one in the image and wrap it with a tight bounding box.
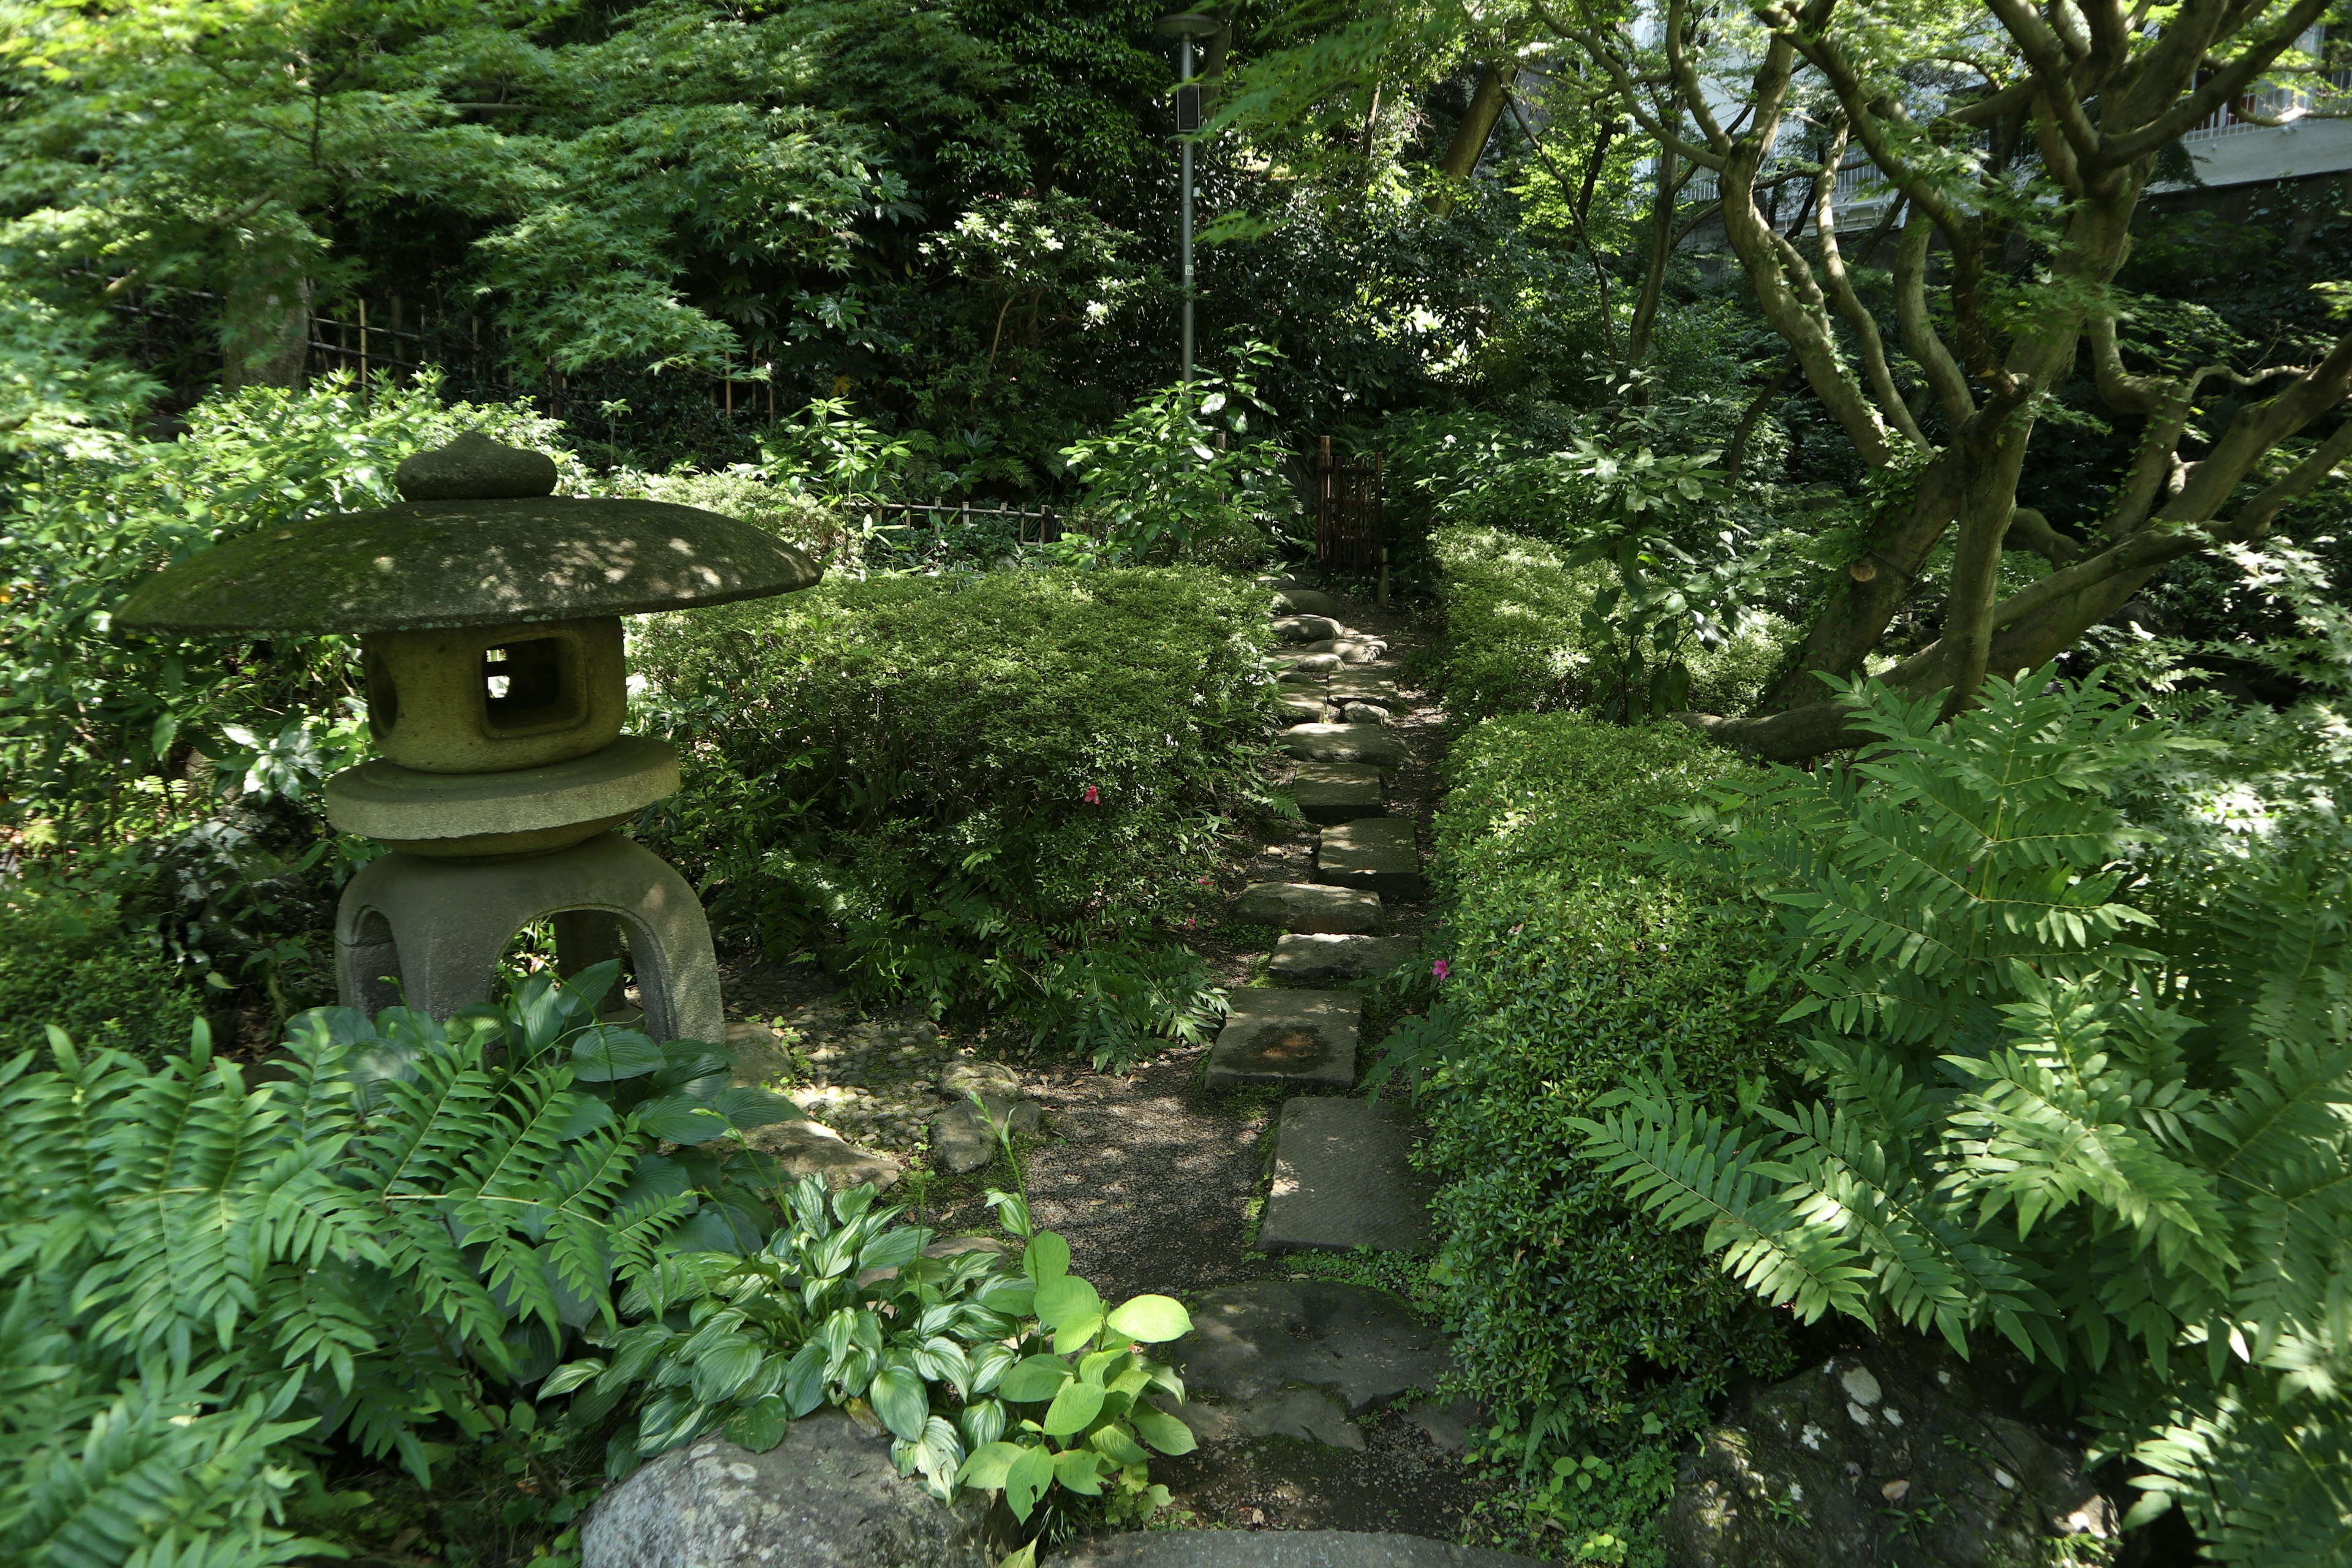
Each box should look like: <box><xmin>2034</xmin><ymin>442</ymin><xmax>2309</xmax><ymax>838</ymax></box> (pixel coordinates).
<box><xmin>1328</xmin><ymin>674</ymin><xmax>1400</xmax><ymax>705</ymax></box>
<box><xmin>1234</xmin><ymin>881</ymin><xmax>1380</xmax><ymax>933</ymax></box>
<box><xmin>1291</xmin><ymin>761</ymin><xmax>1384</xmax><ymax>824</ymax></box>
<box><xmin>1205</xmin><ymin>991</ymin><xmax>1360</xmax><ymax>1090</ymax></box>
<box><xmin>1280</xmin><ymin>723</ymin><xmax>1405</xmax><ymax>767</ymax></box>
<box><xmin>1276</xmin><ymin>667</ymin><xmax>1329</xmax><ymax>688</ymax></box>
<box><xmin>1268</xmin><ymin>933</ymin><xmax>1418</xmax><ymax>982</ymax></box>
<box><xmin>1261</xmin><ymin>1095</ymin><xmax>1433</xmax><ymax>1253</ymax></box>
<box><xmin>1272</xmin><ymin>614</ymin><xmax>1346</xmax><ymax>644</ymax></box>
<box><xmin>1276</xmin><ymin>693</ymin><xmax>1329</xmax><ymax>724</ymax></box>
<box><xmin>1049</xmin><ymin>1534</ymin><xmax>1548</xmax><ymax>1568</ymax></box>
<box><xmin>1273</xmin><ymin>652</ymin><xmax>1343</xmax><ymax>676</ymax></box>
<box><xmin>1269</xmin><ymin>587</ymin><xmax>1340</xmax><ymax>616</ymax></box>
<box><xmin>1315</xmin><ymin>818</ymin><xmax>1423</xmax><ymax>899</ymax></box>
<box><xmin>1166</xmin><ymin>1279</ymin><xmax>1447</xmax><ymax>1411</ymax></box>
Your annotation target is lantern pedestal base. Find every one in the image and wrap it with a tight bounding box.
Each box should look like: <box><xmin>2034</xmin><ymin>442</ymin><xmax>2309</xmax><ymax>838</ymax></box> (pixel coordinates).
<box><xmin>334</xmin><ymin>831</ymin><xmax>723</xmax><ymax>1044</ymax></box>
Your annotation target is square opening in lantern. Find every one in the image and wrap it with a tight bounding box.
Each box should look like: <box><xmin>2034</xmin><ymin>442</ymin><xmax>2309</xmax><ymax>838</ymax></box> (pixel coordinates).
<box><xmin>480</xmin><ymin>635</ymin><xmax>587</xmax><ymax>737</ymax></box>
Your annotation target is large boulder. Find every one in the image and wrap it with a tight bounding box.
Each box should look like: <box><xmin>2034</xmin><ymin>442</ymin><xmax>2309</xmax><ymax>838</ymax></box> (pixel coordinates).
<box><xmin>581</xmin><ymin>1410</ymin><xmax>990</xmax><ymax>1568</ymax></box>
<box><xmin>1665</xmin><ymin>1350</ymin><xmax>2120</xmax><ymax>1568</ymax></box>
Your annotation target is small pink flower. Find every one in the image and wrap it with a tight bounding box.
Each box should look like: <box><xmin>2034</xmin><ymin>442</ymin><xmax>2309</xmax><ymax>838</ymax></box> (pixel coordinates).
<box><xmin>1186</xmin><ymin>916</ymin><xmax>1197</xmax><ymax>929</ymax></box>
<box><xmin>1431</xmin><ymin>959</ymin><xmax>1451</xmax><ymax>981</ymax></box>
<box><xmin>1083</xmin><ymin>785</ymin><xmax>1100</xmax><ymax>805</ymax></box>
<box><xmin>1197</xmin><ymin>876</ymin><xmax>1213</xmax><ymax>886</ymax></box>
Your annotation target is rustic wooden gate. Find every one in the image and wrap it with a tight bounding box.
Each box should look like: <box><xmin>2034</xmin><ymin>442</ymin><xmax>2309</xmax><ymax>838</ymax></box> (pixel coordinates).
<box><xmin>1309</xmin><ymin>437</ymin><xmax>1385</xmax><ymax>575</ymax></box>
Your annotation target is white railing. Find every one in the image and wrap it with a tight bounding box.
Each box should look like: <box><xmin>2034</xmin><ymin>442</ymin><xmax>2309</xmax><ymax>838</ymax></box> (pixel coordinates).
<box><xmin>2182</xmin><ymin>69</ymin><xmax>2352</xmax><ymax>140</ymax></box>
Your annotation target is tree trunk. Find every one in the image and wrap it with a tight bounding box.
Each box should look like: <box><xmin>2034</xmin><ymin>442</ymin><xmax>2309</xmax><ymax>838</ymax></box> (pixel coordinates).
<box><xmin>222</xmin><ymin>262</ymin><xmax>311</xmax><ymax>391</ymax></box>
<box><xmin>1428</xmin><ymin>62</ymin><xmax>1517</xmax><ymax>214</ymax></box>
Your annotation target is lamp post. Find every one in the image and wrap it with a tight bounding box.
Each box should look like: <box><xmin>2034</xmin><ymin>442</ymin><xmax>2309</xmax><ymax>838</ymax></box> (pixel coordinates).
<box><xmin>1156</xmin><ymin>12</ymin><xmax>1221</xmax><ymax>388</ymax></box>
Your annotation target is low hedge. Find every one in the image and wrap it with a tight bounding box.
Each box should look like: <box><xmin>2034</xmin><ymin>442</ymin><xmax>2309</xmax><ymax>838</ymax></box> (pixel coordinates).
<box><xmin>1422</xmin><ymin>714</ymin><xmax>1795</xmax><ymax>1440</ymax></box>
<box><xmin>1431</xmin><ymin>525</ymin><xmax>1789</xmax><ymax>720</ymax></box>
<box><xmin>631</xmin><ymin>566</ymin><xmax>1276</xmax><ymax>1057</ymax></box>
<box><xmin>0</xmin><ymin>895</ymin><xmax>203</xmax><ymax>1061</ymax></box>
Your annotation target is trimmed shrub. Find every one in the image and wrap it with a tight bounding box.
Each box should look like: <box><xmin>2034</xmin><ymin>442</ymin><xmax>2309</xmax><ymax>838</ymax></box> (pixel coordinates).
<box><xmin>0</xmin><ymin>894</ymin><xmax>202</xmax><ymax>1060</ymax></box>
<box><xmin>631</xmin><ymin>566</ymin><xmax>1276</xmax><ymax>1058</ymax></box>
<box><xmin>1421</xmin><ymin>714</ymin><xmax>1795</xmax><ymax>1439</ymax></box>
<box><xmin>1432</xmin><ymin>526</ymin><xmax>1789</xmax><ymax>720</ymax></box>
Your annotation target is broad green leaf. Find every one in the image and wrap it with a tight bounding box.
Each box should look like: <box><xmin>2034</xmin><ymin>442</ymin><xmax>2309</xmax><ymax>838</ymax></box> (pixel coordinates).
<box><xmin>1128</xmin><ymin>1401</ymin><xmax>1197</xmax><ymax>1455</ymax></box>
<box><xmin>1042</xmin><ymin>1379</ymin><xmax>1104</xmax><ymax>1437</ymax></box>
<box><xmin>1023</xmin><ymin>1231</ymin><xmax>1071</xmax><ymax>1286</ymax></box>
<box><xmin>725</xmin><ymin>1396</ymin><xmax>790</xmax><ymax>1452</ymax></box>
<box><xmin>1035</xmin><ymin>1275</ymin><xmax>1101</xmax><ymax>1331</ymax></box>
<box><xmin>1052</xmin><ymin>1446</ymin><xmax>1106</xmax><ymax>1494</ymax></box>
<box><xmin>1005</xmin><ymin>1441</ymin><xmax>1055</xmax><ymax>1520</ymax></box>
<box><xmin>957</xmin><ymin>1439</ymin><xmax>1028</xmax><ymax>1490</ymax></box>
<box><xmin>1104</xmin><ymin>1295</ymin><xmax>1191</xmax><ymax>1343</ymax></box>
<box><xmin>997</xmin><ymin>1354</ymin><xmax>1072</xmax><ymax>1403</ymax></box>
<box><xmin>571</xmin><ymin>1027</ymin><xmax>663</xmax><ymax>1081</ymax></box>
<box><xmin>870</xmin><ymin>1365</ymin><xmax>931</xmax><ymax>1441</ymax></box>
<box><xmin>1090</xmin><ymin>1422</ymin><xmax>1152</xmax><ymax>1465</ymax></box>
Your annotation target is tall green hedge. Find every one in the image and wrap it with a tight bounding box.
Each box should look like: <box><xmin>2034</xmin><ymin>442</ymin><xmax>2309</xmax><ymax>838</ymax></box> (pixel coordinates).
<box><xmin>1431</xmin><ymin>526</ymin><xmax>1789</xmax><ymax>720</ymax></box>
<box><xmin>630</xmin><ymin>566</ymin><xmax>1276</xmax><ymax>1045</ymax></box>
<box><xmin>1423</xmin><ymin>714</ymin><xmax>1795</xmax><ymax>1437</ymax></box>
<box><xmin>0</xmin><ymin>896</ymin><xmax>202</xmax><ymax>1061</ymax></box>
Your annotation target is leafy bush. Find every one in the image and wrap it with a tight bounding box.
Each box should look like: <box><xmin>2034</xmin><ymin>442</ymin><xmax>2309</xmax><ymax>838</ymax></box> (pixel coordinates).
<box><xmin>1415</xmin><ymin>714</ymin><xmax>1795</xmax><ymax>1450</ymax></box>
<box><xmin>0</xmin><ymin>962</ymin><xmax>793</xmax><ymax>1567</ymax></box>
<box><xmin>557</xmin><ymin>1179</ymin><xmax>1198</xmax><ymax>1534</ymax></box>
<box><xmin>0</xmin><ymin>892</ymin><xmax>201</xmax><ymax>1062</ymax></box>
<box><xmin>633</xmin><ymin>567</ymin><xmax>1273</xmax><ymax>1061</ymax></box>
<box><xmin>1581</xmin><ymin>669</ymin><xmax>2352</xmax><ymax>1564</ymax></box>
<box><xmin>1432</xmin><ymin>526</ymin><xmax>1787</xmax><ymax>720</ymax></box>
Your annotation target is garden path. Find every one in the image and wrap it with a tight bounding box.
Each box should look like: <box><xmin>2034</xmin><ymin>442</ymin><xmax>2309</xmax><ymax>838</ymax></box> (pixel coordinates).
<box><xmin>717</xmin><ymin>579</ymin><xmax>1499</xmax><ymax>1544</ymax></box>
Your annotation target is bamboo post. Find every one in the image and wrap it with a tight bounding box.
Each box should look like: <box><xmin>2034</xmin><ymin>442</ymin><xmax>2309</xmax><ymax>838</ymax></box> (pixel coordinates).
<box><xmin>358</xmin><ymin>298</ymin><xmax>371</xmax><ymax>404</ymax></box>
<box><xmin>723</xmin><ymin>351</ymin><xmax>733</xmax><ymax>418</ymax></box>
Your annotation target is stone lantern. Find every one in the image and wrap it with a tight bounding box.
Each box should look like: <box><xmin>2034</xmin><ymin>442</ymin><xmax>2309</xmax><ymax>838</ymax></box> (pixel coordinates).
<box><xmin>116</xmin><ymin>432</ymin><xmax>820</xmax><ymax>1042</ymax></box>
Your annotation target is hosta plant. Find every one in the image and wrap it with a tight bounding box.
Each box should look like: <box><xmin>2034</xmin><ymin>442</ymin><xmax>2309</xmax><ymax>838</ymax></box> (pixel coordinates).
<box><xmin>546</xmin><ymin>1180</ymin><xmax>1197</xmax><ymax>1529</ymax></box>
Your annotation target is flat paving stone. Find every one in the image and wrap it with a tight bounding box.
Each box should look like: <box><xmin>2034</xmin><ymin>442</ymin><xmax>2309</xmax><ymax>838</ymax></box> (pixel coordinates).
<box><xmin>1268</xmin><ymin>933</ymin><xmax>1419</xmax><ymax>982</ymax></box>
<box><xmin>1280</xmin><ymin>723</ymin><xmax>1406</xmax><ymax>768</ymax></box>
<box><xmin>1205</xmin><ymin>991</ymin><xmax>1360</xmax><ymax>1090</ymax></box>
<box><xmin>1260</xmin><ymin>1096</ymin><xmax>1433</xmax><ymax>1254</ymax></box>
<box><xmin>1271</xmin><ymin>614</ymin><xmax>1346</xmax><ymax>644</ymax></box>
<box><xmin>1275</xmin><ymin>652</ymin><xmax>1343</xmax><ymax>675</ymax></box>
<box><xmin>1049</xmin><ymin>1532</ymin><xmax>1548</xmax><ymax>1568</ymax></box>
<box><xmin>1166</xmin><ymin>1279</ymin><xmax>1448</xmax><ymax>1412</ymax></box>
<box><xmin>1291</xmin><ymin>762</ymin><xmax>1384</xmax><ymax>824</ymax></box>
<box><xmin>1277</xmin><ymin>667</ymin><xmax>1329</xmax><ymax>688</ymax></box>
<box><xmin>1333</xmin><ymin>640</ymin><xmax>1386</xmax><ymax>665</ymax></box>
<box><xmin>1327</xmin><ymin>675</ymin><xmax>1400</xmax><ymax>705</ymax></box>
<box><xmin>1278</xmin><ymin>693</ymin><xmax>1331</xmax><ymax>723</ymax></box>
<box><xmin>1174</xmin><ymin>1387</ymin><xmax>1364</xmax><ymax>1452</ymax></box>
<box><xmin>1314</xmin><ymin>818</ymin><xmax>1423</xmax><ymax>898</ymax></box>
<box><xmin>1270</xmin><ymin>587</ymin><xmax>1341</xmax><ymax>616</ymax></box>
<box><xmin>1234</xmin><ymin>881</ymin><xmax>1380</xmax><ymax>934</ymax></box>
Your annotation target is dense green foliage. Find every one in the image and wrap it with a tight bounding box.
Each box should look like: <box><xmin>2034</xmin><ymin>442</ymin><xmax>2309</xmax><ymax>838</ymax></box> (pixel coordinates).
<box><xmin>1431</xmin><ymin>526</ymin><xmax>1787</xmax><ymax>722</ymax></box>
<box><xmin>633</xmin><ymin>566</ymin><xmax>1275</xmax><ymax>1061</ymax></box>
<box><xmin>0</xmin><ymin>892</ymin><xmax>201</xmax><ymax>1063</ymax></box>
<box><xmin>1409</xmin><ymin>714</ymin><xmax>1795</xmax><ymax>1544</ymax></box>
<box><xmin>1578</xmin><ymin>670</ymin><xmax>2352</xmax><ymax>1562</ymax></box>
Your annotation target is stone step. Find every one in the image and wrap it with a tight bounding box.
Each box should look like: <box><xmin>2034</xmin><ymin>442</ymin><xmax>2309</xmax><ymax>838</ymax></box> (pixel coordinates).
<box><xmin>1260</xmin><ymin>1096</ymin><xmax>1434</xmax><ymax>1253</ymax></box>
<box><xmin>1280</xmin><ymin>723</ymin><xmax>1405</xmax><ymax>767</ymax></box>
<box><xmin>1049</xmin><ymin>1533</ymin><xmax>1548</xmax><ymax>1568</ymax></box>
<box><xmin>1167</xmin><ymin>1279</ymin><xmax>1447</xmax><ymax>1413</ymax></box>
<box><xmin>1315</xmin><ymin>818</ymin><xmax>1423</xmax><ymax>899</ymax></box>
<box><xmin>1272</xmin><ymin>613</ymin><xmax>1346</xmax><ymax>644</ymax></box>
<box><xmin>1268</xmin><ymin>933</ymin><xmax>1418</xmax><ymax>982</ymax></box>
<box><xmin>1299</xmin><ymin>637</ymin><xmax>1387</xmax><ymax>665</ymax></box>
<box><xmin>1234</xmin><ymin>881</ymin><xmax>1380</xmax><ymax>933</ymax></box>
<box><xmin>1275</xmin><ymin>666</ymin><xmax>1329</xmax><ymax>688</ymax></box>
<box><xmin>1291</xmin><ymin>761</ymin><xmax>1384</xmax><ymax>824</ymax></box>
<box><xmin>1276</xmin><ymin>693</ymin><xmax>1329</xmax><ymax>724</ymax></box>
<box><xmin>1273</xmin><ymin>652</ymin><xmax>1343</xmax><ymax>676</ymax></box>
<box><xmin>1268</xmin><ymin>587</ymin><xmax>1340</xmax><ymax>616</ymax></box>
<box><xmin>1327</xmin><ymin>674</ymin><xmax>1400</xmax><ymax>706</ymax></box>
<box><xmin>1205</xmin><ymin>991</ymin><xmax>1360</xmax><ymax>1090</ymax></box>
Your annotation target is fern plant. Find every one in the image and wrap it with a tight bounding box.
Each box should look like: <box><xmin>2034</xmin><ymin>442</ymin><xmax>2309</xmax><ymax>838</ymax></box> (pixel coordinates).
<box><xmin>1570</xmin><ymin>667</ymin><xmax>2352</xmax><ymax>1562</ymax></box>
<box><xmin>0</xmin><ymin>963</ymin><xmax>793</xmax><ymax>1567</ymax></box>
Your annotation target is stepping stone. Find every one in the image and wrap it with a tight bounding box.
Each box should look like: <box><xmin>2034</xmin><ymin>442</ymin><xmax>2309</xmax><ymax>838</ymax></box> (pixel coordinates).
<box><xmin>1050</xmin><ymin>1532</ymin><xmax>1548</xmax><ymax>1568</ymax></box>
<box><xmin>1341</xmin><ymin>701</ymin><xmax>1390</xmax><ymax>725</ymax></box>
<box><xmin>1173</xmin><ymin>1387</ymin><xmax>1364</xmax><ymax>1451</ymax></box>
<box><xmin>1316</xmin><ymin>818</ymin><xmax>1423</xmax><ymax>897</ymax></box>
<box><xmin>1204</xmin><ymin>990</ymin><xmax>1360</xmax><ymax>1090</ymax></box>
<box><xmin>1270</xmin><ymin>614</ymin><xmax>1345</xmax><ymax>644</ymax></box>
<box><xmin>1276</xmin><ymin>693</ymin><xmax>1329</xmax><ymax>723</ymax></box>
<box><xmin>1166</xmin><ymin>1278</ymin><xmax>1447</xmax><ymax>1411</ymax></box>
<box><xmin>1280</xmin><ymin>723</ymin><xmax>1405</xmax><ymax>767</ymax></box>
<box><xmin>1234</xmin><ymin>881</ymin><xmax>1380</xmax><ymax>933</ymax></box>
<box><xmin>1290</xmin><ymin>762</ymin><xmax>1384</xmax><ymax>824</ymax></box>
<box><xmin>1268</xmin><ymin>933</ymin><xmax>1417</xmax><ymax>982</ymax></box>
<box><xmin>1334</xmin><ymin>639</ymin><xmax>1386</xmax><ymax>665</ymax></box>
<box><xmin>744</xmin><ymin>1118</ymin><xmax>902</xmax><ymax>1191</ymax></box>
<box><xmin>1274</xmin><ymin>652</ymin><xmax>1342</xmax><ymax>675</ymax></box>
<box><xmin>1275</xmin><ymin>666</ymin><xmax>1327</xmax><ymax>688</ymax></box>
<box><xmin>1270</xmin><ymin>587</ymin><xmax>1340</xmax><ymax>616</ymax></box>
<box><xmin>1327</xmin><ymin>674</ymin><xmax>1399</xmax><ymax>704</ymax></box>
<box><xmin>1260</xmin><ymin>1096</ymin><xmax>1434</xmax><ymax>1253</ymax></box>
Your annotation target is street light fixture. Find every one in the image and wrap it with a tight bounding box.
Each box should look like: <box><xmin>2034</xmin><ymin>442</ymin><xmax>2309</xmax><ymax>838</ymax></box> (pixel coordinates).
<box><xmin>1155</xmin><ymin>11</ymin><xmax>1221</xmax><ymax>389</ymax></box>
